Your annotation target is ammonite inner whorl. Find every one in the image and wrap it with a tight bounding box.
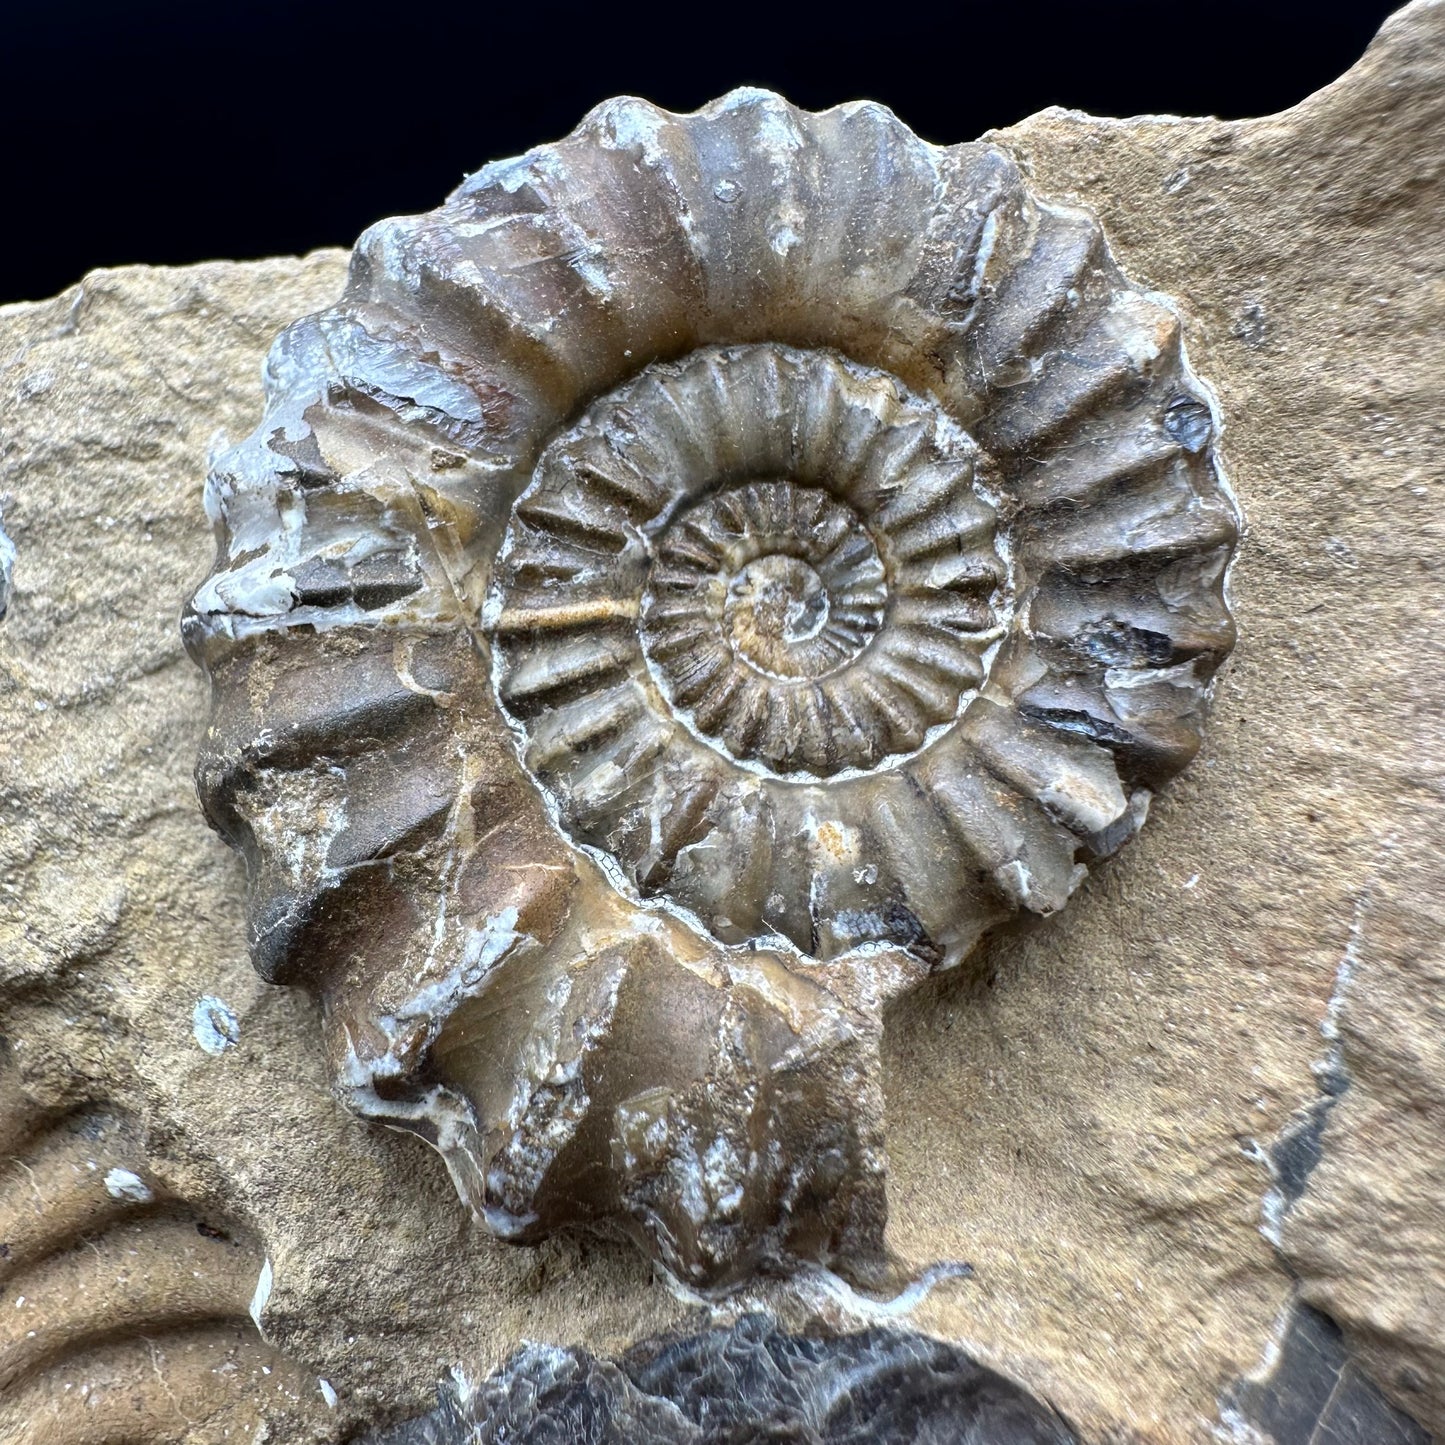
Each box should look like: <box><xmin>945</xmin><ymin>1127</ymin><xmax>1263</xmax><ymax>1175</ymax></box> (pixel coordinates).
<box><xmin>489</xmin><ymin>344</ymin><xmax>1009</xmax><ymax>953</ymax></box>
<box><xmin>184</xmin><ymin>89</ymin><xmax>1239</xmax><ymax>1287</ymax></box>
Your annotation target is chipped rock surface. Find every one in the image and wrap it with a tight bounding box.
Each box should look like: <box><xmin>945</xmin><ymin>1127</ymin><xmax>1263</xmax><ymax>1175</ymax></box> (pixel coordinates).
<box><xmin>0</xmin><ymin>2</ymin><xmax>1442</xmax><ymax>1441</ymax></box>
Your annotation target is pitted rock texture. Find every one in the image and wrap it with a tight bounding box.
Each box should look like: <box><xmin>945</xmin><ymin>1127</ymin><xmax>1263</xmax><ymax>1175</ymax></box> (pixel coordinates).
<box><xmin>182</xmin><ymin>87</ymin><xmax>1238</xmax><ymax>1291</ymax></box>
<box><xmin>0</xmin><ymin>2</ymin><xmax>1442</xmax><ymax>1440</ymax></box>
<box><xmin>363</xmin><ymin>1316</ymin><xmax>1079</xmax><ymax>1444</ymax></box>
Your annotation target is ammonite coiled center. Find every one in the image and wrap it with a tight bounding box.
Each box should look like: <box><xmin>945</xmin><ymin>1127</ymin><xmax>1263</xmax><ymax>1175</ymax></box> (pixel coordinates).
<box><xmin>641</xmin><ymin>482</ymin><xmax>892</xmax><ymax>772</ymax></box>
<box><xmin>727</xmin><ymin>553</ymin><xmax>835</xmax><ymax>670</ymax></box>
<box><xmin>185</xmin><ymin>88</ymin><xmax>1241</xmax><ymax>1289</ymax></box>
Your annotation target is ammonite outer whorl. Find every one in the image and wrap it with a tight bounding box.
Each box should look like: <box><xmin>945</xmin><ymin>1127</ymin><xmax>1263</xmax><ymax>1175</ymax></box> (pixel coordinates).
<box><xmin>184</xmin><ymin>90</ymin><xmax>1238</xmax><ymax>1287</ymax></box>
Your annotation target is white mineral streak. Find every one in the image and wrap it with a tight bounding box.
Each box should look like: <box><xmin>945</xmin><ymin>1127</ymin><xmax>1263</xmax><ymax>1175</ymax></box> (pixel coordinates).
<box><xmin>0</xmin><ymin>507</ymin><xmax>16</xmax><ymax>620</ymax></box>
<box><xmin>1208</xmin><ymin>1299</ymin><xmax>1295</xmax><ymax>1442</ymax></box>
<box><xmin>249</xmin><ymin>1258</ymin><xmax>274</xmax><ymax>1331</ymax></box>
<box><xmin>660</xmin><ymin>1256</ymin><xmax>975</xmax><ymax>1329</ymax></box>
<box><xmin>1211</xmin><ymin>1409</ymin><xmax>1271</xmax><ymax>1445</ymax></box>
<box><xmin>1319</xmin><ymin>869</ymin><xmax>1386</xmax><ymax>1049</ymax></box>
<box><xmin>335</xmin><ymin>868</ymin><xmax>533</xmax><ymax>1222</ymax></box>
<box><xmin>1243</xmin><ymin>832</ymin><xmax>1403</xmax><ymax>1251</ymax></box>
<box><xmin>336</xmin><ymin>1027</ymin><xmax>489</xmax><ymax>1216</ymax></box>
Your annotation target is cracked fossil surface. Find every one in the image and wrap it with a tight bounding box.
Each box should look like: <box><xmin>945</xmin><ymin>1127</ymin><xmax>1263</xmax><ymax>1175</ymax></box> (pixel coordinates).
<box><xmin>184</xmin><ymin>89</ymin><xmax>1238</xmax><ymax>1288</ymax></box>
<box><xmin>362</xmin><ymin>1315</ymin><xmax>1080</xmax><ymax>1444</ymax></box>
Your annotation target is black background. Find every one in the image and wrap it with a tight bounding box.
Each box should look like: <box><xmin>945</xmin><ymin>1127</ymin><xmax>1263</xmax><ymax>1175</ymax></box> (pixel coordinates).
<box><xmin>0</xmin><ymin>0</ymin><xmax>1401</xmax><ymax>304</ymax></box>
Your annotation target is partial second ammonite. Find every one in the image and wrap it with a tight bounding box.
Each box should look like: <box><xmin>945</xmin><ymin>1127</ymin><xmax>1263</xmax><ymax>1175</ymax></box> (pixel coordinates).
<box><xmin>184</xmin><ymin>89</ymin><xmax>1239</xmax><ymax>1287</ymax></box>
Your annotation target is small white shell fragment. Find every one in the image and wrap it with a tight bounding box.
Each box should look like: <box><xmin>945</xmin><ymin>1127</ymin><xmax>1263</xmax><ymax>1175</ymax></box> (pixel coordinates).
<box><xmin>102</xmin><ymin>1167</ymin><xmax>153</xmax><ymax>1204</ymax></box>
<box><xmin>192</xmin><ymin>994</ymin><xmax>240</xmax><ymax>1054</ymax></box>
<box><xmin>249</xmin><ymin>1258</ymin><xmax>274</xmax><ymax>1330</ymax></box>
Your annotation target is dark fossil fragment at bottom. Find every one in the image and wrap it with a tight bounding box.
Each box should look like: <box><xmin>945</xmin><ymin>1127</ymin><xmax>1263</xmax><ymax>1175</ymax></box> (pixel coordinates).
<box><xmin>360</xmin><ymin>1315</ymin><xmax>1078</xmax><ymax>1444</ymax></box>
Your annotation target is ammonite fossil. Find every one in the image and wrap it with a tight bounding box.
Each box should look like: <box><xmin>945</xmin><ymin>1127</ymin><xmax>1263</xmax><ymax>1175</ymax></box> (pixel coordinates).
<box><xmin>364</xmin><ymin>1314</ymin><xmax>1079</xmax><ymax>1444</ymax></box>
<box><xmin>185</xmin><ymin>90</ymin><xmax>1238</xmax><ymax>1287</ymax></box>
<box><xmin>0</xmin><ymin>1074</ymin><xmax>332</xmax><ymax>1444</ymax></box>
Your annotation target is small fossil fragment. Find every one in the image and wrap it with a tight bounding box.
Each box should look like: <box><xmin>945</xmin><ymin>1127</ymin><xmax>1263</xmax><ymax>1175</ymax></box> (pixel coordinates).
<box><xmin>185</xmin><ymin>89</ymin><xmax>1238</xmax><ymax>1288</ymax></box>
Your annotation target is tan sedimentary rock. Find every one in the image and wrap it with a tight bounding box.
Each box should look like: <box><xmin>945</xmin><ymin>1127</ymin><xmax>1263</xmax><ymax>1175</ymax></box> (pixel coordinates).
<box><xmin>0</xmin><ymin>1</ymin><xmax>1441</xmax><ymax>1440</ymax></box>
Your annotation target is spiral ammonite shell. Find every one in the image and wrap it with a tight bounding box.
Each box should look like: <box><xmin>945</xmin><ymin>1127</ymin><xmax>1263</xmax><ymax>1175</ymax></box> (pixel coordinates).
<box><xmin>489</xmin><ymin>343</ymin><xmax>1012</xmax><ymax>954</ymax></box>
<box><xmin>185</xmin><ymin>90</ymin><xmax>1238</xmax><ymax>1286</ymax></box>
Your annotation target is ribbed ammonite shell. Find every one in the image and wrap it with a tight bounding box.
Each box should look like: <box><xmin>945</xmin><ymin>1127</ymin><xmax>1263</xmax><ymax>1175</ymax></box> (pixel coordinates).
<box><xmin>489</xmin><ymin>342</ymin><xmax>1012</xmax><ymax>956</ymax></box>
<box><xmin>185</xmin><ymin>90</ymin><xmax>1238</xmax><ymax>1288</ymax></box>
<box><xmin>0</xmin><ymin>1075</ymin><xmax>332</xmax><ymax>1444</ymax></box>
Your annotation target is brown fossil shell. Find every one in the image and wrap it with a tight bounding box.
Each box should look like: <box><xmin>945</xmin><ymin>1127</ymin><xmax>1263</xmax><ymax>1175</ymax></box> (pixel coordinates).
<box><xmin>184</xmin><ymin>90</ymin><xmax>1238</xmax><ymax>1287</ymax></box>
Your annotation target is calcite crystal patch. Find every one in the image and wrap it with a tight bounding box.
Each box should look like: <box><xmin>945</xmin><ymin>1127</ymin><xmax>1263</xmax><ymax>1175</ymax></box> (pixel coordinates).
<box><xmin>184</xmin><ymin>89</ymin><xmax>1238</xmax><ymax>1287</ymax></box>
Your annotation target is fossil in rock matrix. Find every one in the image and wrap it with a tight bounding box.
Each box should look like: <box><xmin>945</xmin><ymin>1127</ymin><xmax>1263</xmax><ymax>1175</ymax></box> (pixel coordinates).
<box><xmin>184</xmin><ymin>89</ymin><xmax>1238</xmax><ymax>1288</ymax></box>
<box><xmin>0</xmin><ymin>1066</ymin><xmax>332</xmax><ymax>1444</ymax></box>
<box><xmin>363</xmin><ymin>1314</ymin><xmax>1080</xmax><ymax>1443</ymax></box>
